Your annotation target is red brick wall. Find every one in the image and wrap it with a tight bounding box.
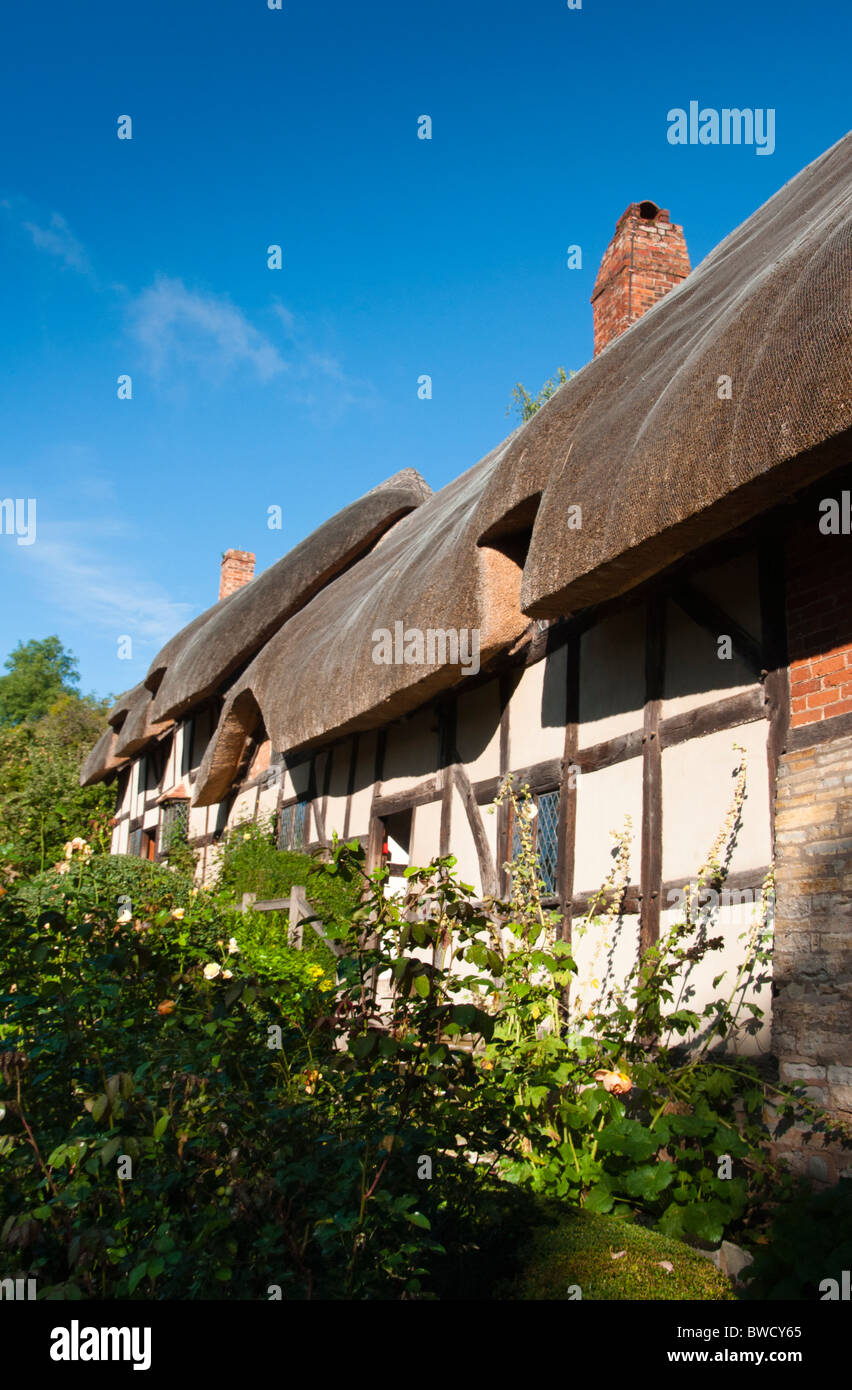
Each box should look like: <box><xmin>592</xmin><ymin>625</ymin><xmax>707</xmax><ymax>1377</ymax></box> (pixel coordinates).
<box><xmin>219</xmin><ymin>548</ymin><xmax>255</xmax><ymax>600</ymax></box>
<box><xmin>591</xmin><ymin>202</ymin><xmax>691</xmax><ymax>356</ymax></box>
<box><xmin>786</xmin><ymin>522</ymin><xmax>852</xmax><ymax>728</ymax></box>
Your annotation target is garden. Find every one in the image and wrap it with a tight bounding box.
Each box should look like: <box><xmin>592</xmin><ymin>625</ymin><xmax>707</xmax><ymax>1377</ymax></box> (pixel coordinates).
<box><xmin>1</xmin><ymin>775</ymin><xmax>851</xmax><ymax>1301</ymax></box>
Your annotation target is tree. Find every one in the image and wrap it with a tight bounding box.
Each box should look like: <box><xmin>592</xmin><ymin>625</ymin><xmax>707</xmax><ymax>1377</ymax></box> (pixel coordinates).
<box><xmin>507</xmin><ymin>366</ymin><xmax>576</xmax><ymax>423</ymax></box>
<box><xmin>0</xmin><ymin>692</ymin><xmax>113</xmax><ymax>878</ymax></box>
<box><xmin>0</xmin><ymin>636</ymin><xmax>80</xmax><ymax>726</ymax></box>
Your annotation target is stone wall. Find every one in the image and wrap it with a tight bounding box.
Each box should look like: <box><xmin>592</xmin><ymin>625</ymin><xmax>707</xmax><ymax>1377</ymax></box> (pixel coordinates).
<box><xmin>772</xmin><ymin>730</ymin><xmax>852</xmax><ymax>1182</ymax></box>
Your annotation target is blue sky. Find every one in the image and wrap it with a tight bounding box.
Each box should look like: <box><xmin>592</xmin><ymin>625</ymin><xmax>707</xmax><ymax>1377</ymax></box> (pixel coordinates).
<box><xmin>0</xmin><ymin>0</ymin><xmax>849</xmax><ymax>703</ymax></box>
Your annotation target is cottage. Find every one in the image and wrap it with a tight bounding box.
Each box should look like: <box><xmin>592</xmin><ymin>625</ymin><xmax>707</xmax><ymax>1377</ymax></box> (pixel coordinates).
<box><xmin>82</xmin><ymin>132</ymin><xmax>852</xmax><ymax>1180</ymax></box>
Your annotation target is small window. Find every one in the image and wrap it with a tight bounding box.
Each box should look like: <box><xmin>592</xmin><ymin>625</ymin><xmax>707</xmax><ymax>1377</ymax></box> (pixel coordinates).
<box><xmin>278</xmin><ymin>798</ymin><xmax>310</xmax><ymax>851</ymax></box>
<box><xmin>159</xmin><ymin>800</ymin><xmax>189</xmax><ymax>856</ymax></box>
<box><xmin>510</xmin><ymin>787</ymin><xmax>560</xmax><ymax>897</ymax></box>
<box><xmin>128</xmin><ymin>827</ymin><xmax>155</xmax><ymax>860</ymax></box>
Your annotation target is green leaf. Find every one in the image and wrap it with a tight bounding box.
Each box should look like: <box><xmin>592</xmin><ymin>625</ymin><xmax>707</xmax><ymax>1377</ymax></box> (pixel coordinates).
<box><xmin>153</xmin><ymin>1114</ymin><xmax>170</xmax><ymax>1141</ymax></box>
<box><xmin>413</xmin><ymin>974</ymin><xmax>430</xmax><ymax>998</ymax></box>
<box><xmin>128</xmin><ymin>1263</ymin><xmax>147</xmax><ymax>1294</ymax></box>
<box><xmin>405</xmin><ymin>1211</ymin><xmax>431</xmax><ymax>1229</ymax></box>
<box><xmin>623</xmin><ymin>1162</ymin><xmax>676</xmax><ymax>1199</ymax></box>
<box><xmin>583</xmin><ymin>1182</ymin><xmax>614</xmax><ymax>1214</ymax></box>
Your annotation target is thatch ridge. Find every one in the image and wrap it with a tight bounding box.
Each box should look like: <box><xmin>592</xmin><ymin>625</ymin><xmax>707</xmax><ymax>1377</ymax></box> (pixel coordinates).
<box><xmin>148</xmin><ymin>468</ymin><xmax>432</xmax><ymax>723</ymax></box>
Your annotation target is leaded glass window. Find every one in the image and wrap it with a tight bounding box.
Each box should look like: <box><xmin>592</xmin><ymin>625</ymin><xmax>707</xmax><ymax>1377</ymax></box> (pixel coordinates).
<box><xmin>159</xmin><ymin>800</ymin><xmax>189</xmax><ymax>856</ymax></box>
<box><xmin>509</xmin><ymin>788</ymin><xmax>560</xmax><ymax>897</ymax></box>
<box><xmin>279</xmin><ymin>799</ymin><xmax>310</xmax><ymax>851</ymax></box>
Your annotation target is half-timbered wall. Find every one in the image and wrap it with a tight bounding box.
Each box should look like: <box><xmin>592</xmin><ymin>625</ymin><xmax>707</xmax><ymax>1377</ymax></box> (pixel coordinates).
<box><xmin>110</xmin><ymin>538</ymin><xmax>777</xmax><ymax>1054</ymax></box>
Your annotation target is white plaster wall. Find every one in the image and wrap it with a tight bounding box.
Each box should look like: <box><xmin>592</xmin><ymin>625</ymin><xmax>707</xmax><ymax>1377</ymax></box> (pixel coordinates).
<box><xmin>114</xmin><ymin>817</ymin><xmax>129</xmax><ymax>855</ymax></box>
<box><xmin>410</xmin><ymin>799</ymin><xmax>443</xmax><ymax>868</ymax></box>
<box><xmin>256</xmin><ymin>782</ymin><xmax>279</xmax><ymax>822</ymax></box>
<box><xmin>324</xmin><ymin>739</ymin><xmax>352</xmax><ymax>839</ymax></box>
<box><xmin>568</xmin><ymin>899</ymin><xmax>772</xmax><ymax>1056</ymax></box>
<box><xmin>455</xmin><ymin>681</ymin><xmax>502</xmax><ymax>782</ymax></box>
<box><xmin>571</xmin><ymin>912</ymin><xmax>641</xmax><ymax>1023</ymax></box>
<box><xmin>228</xmin><ymin>788</ymin><xmax>258</xmax><ymax>829</ymax></box>
<box><xmin>132</xmin><ymin>760</ymin><xmax>145</xmax><ymax>820</ymax></box>
<box><xmin>579</xmin><ymin>608</ymin><xmax>645</xmax><ymax>746</ymax></box>
<box><xmin>381</xmin><ymin>710</ymin><xmax>438</xmax><ymax>796</ymax></box>
<box><xmin>663</xmin><ymin>552</ymin><xmax>762</xmax><ymax>720</ymax></box>
<box><xmin>509</xmin><ymin>649</ymin><xmax>566</xmax><ymax>767</ymax></box>
<box><xmin>277</xmin><ymin>760</ymin><xmax>312</xmax><ymax>801</ymax></box>
<box><xmin>449</xmin><ymin>787</ymin><xmax>482</xmax><ymax>896</ymax></box>
<box><xmin>661</xmin><ymin>719</ymin><xmax>771</xmax><ymax>883</ymax></box>
<box><xmin>662</xmin><ymin>608</ymin><xmax>755</xmax><ymax>721</ymax></box>
<box><xmin>658</xmin><ymin>900</ymin><xmax>773</xmax><ymax>1055</ymax></box>
<box><xmin>481</xmin><ymin>799</ymin><xmax>500</xmax><ymax>867</ymax></box>
<box><xmin>574</xmin><ymin>756</ymin><xmax>643</xmax><ymax>894</ymax></box>
<box><xmin>349</xmin><ymin>730</ymin><xmax>377</xmax><ymax>839</ymax></box>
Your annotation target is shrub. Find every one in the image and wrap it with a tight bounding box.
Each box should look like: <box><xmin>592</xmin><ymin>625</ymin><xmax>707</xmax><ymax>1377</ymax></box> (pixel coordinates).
<box><xmin>11</xmin><ymin>851</ymin><xmax>195</xmax><ymax>923</ymax></box>
<box><xmin>741</xmin><ymin>1179</ymin><xmax>852</xmax><ymax>1300</ymax></box>
<box><xmin>214</xmin><ymin>818</ymin><xmax>360</xmax><ymax>922</ymax></box>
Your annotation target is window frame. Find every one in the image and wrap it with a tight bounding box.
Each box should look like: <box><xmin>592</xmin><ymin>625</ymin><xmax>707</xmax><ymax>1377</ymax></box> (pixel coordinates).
<box><xmin>158</xmin><ymin>798</ymin><xmax>190</xmax><ymax>858</ymax></box>
<box><xmin>278</xmin><ymin>796</ymin><xmax>311</xmax><ymax>852</ymax></box>
<box><xmin>508</xmin><ymin>784</ymin><xmax>561</xmax><ymax>901</ymax></box>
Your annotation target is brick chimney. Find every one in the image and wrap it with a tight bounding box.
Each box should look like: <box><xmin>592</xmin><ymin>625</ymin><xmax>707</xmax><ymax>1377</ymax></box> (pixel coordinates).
<box><xmin>219</xmin><ymin>549</ymin><xmax>255</xmax><ymax>600</ymax></box>
<box><xmin>591</xmin><ymin>201</ymin><xmax>691</xmax><ymax>356</ymax></box>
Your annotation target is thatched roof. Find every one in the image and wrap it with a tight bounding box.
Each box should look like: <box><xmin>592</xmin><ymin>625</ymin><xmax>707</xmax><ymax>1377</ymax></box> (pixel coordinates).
<box><xmin>83</xmin><ymin>133</ymin><xmax>852</xmax><ymax>797</ymax></box>
<box><xmin>477</xmin><ymin>131</ymin><xmax>852</xmax><ymax>614</ymax></box>
<box><xmin>192</xmin><ymin>449</ymin><xmax>527</xmax><ymax>803</ymax></box>
<box><xmin>113</xmin><ymin>684</ymin><xmax>174</xmax><ymax>759</ymax></box>
<box><xmin>79</xmin><ymin>470</ymin><xmax>431</xmax><ymax>784</ymax></box>
<box><xmin>148</xmin><ymin>468</ymin><xmax>431</xmax><ymax>723</ymax></box>
<box><xmin>79</xmin><ymin>727</ymin><xmax>127</xmax><ymax>788</ymax></box>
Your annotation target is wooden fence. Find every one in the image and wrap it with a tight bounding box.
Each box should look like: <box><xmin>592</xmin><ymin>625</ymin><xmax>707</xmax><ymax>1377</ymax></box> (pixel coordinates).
<box><xmin>239</xmin><ymin>886</ymin><xmax>346</xmax><ymax>957</ymax></box>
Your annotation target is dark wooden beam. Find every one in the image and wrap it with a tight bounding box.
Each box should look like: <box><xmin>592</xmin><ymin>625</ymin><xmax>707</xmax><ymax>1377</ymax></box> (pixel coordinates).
<box><xmin>658</xmin><ymin>685</ymin><xmax>766</xmax><ymax>750</ymax></box>
<box><xmin>307</xmin><ymin>756</ymin><xmax>326</xmax><ymax>846</ymax></box>
<box><xmin>671</xmin><ymin>579</ymin><xmax>763</xmax><ymax>676</ymax></box>
<box><xmin>374</xmin><ymin>777</ymin><xmax>442</xmax><ymax>818</ymax></box>
<box><xmin>321</xmin><ymin>744</ymin><xmax>334</xmax><ymax>841</ymax></box>
<box><xmin>557</xmin><ymin>629</ymin><xmax>580</xmax><ymax>943</ymax></box>
<box><xmin>474</xmin><ymin>757</ymin><xmax>562</xmax><ymax>806</ymax></box>
<box><xmin>438</xmin><ymin>700</ymin><xmax>457</xmax><ymax>857</ymax></box>
<box><xmin>451</xmin><ymin>762</ymin><xmax>499</xmax><ymax>897</ymax></box>
<box><xmin>365</xmin><ymin>730</ymin><xmax>387</xmax><ymax>874</ymax></box>
<box><xmin>342</xmin><ymin>733</ymin><xmax>358</xmax><ymax>842</ymax></box>
<box><xmin>758</xmin><ymin>530</ymin><xmax>790</xmax><ymax>847</ymax></box>
<box><xmin>576</xmin><ymin>728</ymin><xmax>644</xmax><ymax>775</ymax></box>
<box><xmin>639</xmin><ymin>594</ymin><xmax>665</xmax><ymax>955</ymax></box>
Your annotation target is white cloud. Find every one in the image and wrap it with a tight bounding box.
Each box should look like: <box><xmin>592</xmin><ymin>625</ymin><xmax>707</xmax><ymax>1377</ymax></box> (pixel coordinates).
<box><xmin>23</xmin><ymin>527</ymin><xmax>193</xmax><ymax>649</ymax></box>
<box><xmin>21</xmin><ymin>211</ymin><xmax>95</xmax><ymax>278</ymax></box>
<box><xmin>129</xmin><ymin>276</ymin><xmax>288</xmax><ymax>382</ymax></box>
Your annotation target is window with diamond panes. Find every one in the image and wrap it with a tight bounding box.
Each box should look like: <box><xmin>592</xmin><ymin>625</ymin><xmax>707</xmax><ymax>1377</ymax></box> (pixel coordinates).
<box><xmin>509</xmin><ymin>788</ymin><xmax>560</xmax><ymax>897</ymax></box>
<box><xmin>279</xmin><ymin>799</ymin><xmax>309</xmax><ymax>851</ymax></box>
<box><xmin>159</xmin><ymin>800</ymin><xmax>188</xmax><ymax>856</ymax></box>
<box><xmin>536</xmin><ymin>790</ymin><xmax>560</xmax><ymax>896</ymax></box>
